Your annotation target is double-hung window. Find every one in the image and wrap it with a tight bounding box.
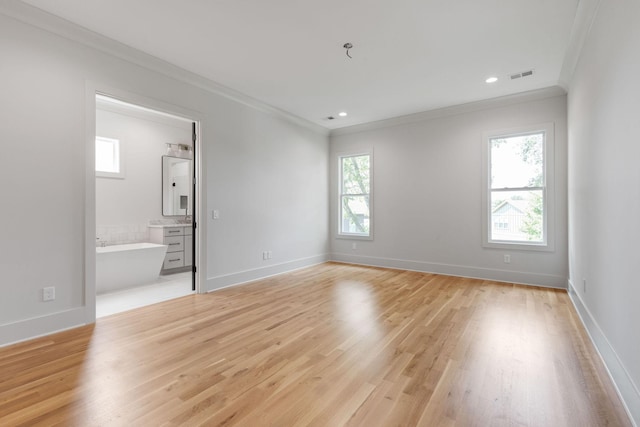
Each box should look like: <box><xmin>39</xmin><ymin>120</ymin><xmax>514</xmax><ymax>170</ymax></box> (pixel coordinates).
<box><xmin>338</xmin><ymin>153</ymin><xmax>372</xmax><ymax>238</ymax></box>
<box><xmin>483</xmin><ymin>123</ymin><xmax>554</xmax><ymax>250</ymax></box>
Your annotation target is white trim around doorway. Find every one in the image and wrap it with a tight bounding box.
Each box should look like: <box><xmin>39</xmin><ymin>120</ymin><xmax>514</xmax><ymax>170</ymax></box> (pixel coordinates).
<box><xmin>84</xmin><ymin>81</ymin><xmax>206</xmax><ymax>325</ymax></box>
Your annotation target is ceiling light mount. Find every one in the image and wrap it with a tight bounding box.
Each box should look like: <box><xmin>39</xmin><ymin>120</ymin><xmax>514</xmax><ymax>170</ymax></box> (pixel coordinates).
<box><xmin>343</xmin><ymin>42</ymin><xmax>353</xmax><ymax>59</ymax></box>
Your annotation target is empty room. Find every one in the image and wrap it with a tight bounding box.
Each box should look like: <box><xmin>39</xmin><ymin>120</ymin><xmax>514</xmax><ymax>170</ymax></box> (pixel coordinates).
<box><xmin>0</xmin><ymin>0</ymin><xmax>638</xmax><ymax>426</ymax></box>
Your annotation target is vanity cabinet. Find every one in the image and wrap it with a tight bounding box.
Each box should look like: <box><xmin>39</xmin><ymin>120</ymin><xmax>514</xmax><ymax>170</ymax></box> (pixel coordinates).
<box><xmin>149</xmin><ymin>225</ymin><xmax>192</xmax><ymax>273</ymax></box>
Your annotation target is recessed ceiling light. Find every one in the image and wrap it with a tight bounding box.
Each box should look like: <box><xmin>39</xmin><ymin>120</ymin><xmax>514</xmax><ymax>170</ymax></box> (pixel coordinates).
<box><xmin>485</xmin><ymin>77</ymin><xmax>498</xmax><ymax>83</ymax></box>
<box><xmin>338</xmin><ymin>112</ymin><xmax>347</xmax><ymax>117</ymax></box>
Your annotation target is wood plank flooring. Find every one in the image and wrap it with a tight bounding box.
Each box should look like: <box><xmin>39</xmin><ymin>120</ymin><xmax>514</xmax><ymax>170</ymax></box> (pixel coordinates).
<box><xmin>0</xmin><ymin>262</ymin><xmax>631</xmax><ymax>426</ymax></box>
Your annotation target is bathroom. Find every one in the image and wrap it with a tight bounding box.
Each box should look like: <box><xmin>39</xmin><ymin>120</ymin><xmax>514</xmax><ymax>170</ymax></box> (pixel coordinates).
<box><xmin>95</xmin><ymin>95</ymin><xmax>195</xmax><ymax>317</ymax></box>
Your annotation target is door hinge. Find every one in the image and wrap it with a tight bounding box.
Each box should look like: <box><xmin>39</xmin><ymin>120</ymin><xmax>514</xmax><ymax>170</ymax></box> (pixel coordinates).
<box><xmin>193</xmin><ymin>266</ymin><xmax>197</xmax><ymax>273</ymax></box>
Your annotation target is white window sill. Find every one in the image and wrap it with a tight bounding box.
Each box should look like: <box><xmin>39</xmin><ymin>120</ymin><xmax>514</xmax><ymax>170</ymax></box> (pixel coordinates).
<box><xmin>336</xmin><ymin>234</ymin><xmax>373</xmax><ymax>241</ymax></box>
<box><xmin>483</xmin><ymin>240</ymin><xmax>554</xmax><ymax>252</ymax></box>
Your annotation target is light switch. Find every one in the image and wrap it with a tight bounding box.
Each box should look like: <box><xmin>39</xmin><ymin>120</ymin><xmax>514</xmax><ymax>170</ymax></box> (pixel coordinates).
<box><xmin>212</xmin><ymin>209</ymin><xmax>220</xmax><ymax>220</ymax></box>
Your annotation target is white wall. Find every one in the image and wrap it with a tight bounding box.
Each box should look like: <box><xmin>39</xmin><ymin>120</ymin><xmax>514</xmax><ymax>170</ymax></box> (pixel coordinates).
<box><xmin>330</xmin><ymin>92</ymin><xmax>568</xmax><ymax>287</ymax></box>
<box><xmin>96</xmin><ymin>107</ymin><xmax>192</xmax><ymax>244</ymax></box>
<box><xmin>0</xmin><ymin>5</ymin><xmax>329</xmax><ymax>344</ymax></box>
<box><xmin>567</xmin><ymin>0</ymin><xmax>640</xmax><ymax>422</ymax></box>
<box><xmin>205</xmin><ymin>104</ymin><xmax>330</xmax><ymax>289</ymax></box>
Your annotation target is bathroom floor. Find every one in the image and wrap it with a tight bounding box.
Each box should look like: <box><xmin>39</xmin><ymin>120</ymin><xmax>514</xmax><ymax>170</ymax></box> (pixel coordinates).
<box><xmin>96</xmin><ymin>271</ymin><xmax>194</xmax><ymax>318</ymax></box>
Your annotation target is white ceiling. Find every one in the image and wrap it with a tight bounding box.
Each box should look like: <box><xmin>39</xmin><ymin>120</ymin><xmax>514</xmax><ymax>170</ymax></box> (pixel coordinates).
<box><xmin>20</xmin><ymin>0</ymin><xmax>580</xmax><ymax>129</ymax></box>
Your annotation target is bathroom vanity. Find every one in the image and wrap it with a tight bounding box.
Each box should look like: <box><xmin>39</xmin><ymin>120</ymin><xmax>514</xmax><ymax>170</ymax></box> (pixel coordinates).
<box><xmin>148</xmin><ymin>224</ymin><xmax>192</xmax><ymax>274</ymax></box>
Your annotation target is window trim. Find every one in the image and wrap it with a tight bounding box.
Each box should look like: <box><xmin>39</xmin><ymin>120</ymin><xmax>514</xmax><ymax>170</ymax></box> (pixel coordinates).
<box><xmin>481</xmin><ymin>123</ymin><xmax>555</xmax><ymax>251</ymax></box>
<box><xmin>95</xmin><ymin>136</ymin><xmax>125</xmax><ymax>179</ymax></box>
<box><xmin>337</xmin><ymin>150</ymin><xmax>373</xmax><ymax>240</ymax></box>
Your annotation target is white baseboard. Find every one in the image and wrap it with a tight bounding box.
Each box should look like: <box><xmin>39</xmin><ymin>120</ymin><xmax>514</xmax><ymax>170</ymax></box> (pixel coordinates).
<box><xmin>0</xmin><ymin>307</ymin><xmax>88</xmax><ymax>348</ymax></box>
<box><xmin>330</xmin><ymin>253</ymin><xmax>566</xmax><ymax>288</ymax></box>
<box><xmin>568</xmin><ymin>280</ymin><xmax>639</xmax><ymax>426</ymax></box>
<box><xmin>205</xmin><ymin>254</ymin><xmax>329</xmax><ymax>292</ymax></box>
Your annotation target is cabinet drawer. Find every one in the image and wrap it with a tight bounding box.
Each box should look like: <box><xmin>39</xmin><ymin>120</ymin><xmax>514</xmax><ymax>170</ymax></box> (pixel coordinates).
<box><xmin>164</xmin><ymin>235</ymin><xmax>184</xmax><ymax>252</ymax></box>
<box><xmin>184</xmin><ymin>226</ymin><xmax>192</xmax><ymax>236</ymax></box>
<box><xmin>164</xmin><ymin>227</ymin><xmax>184</xmax><ymax>237</ymax></box>
<box><xmin>163</xmin><ymin>253</ymin><xmax>184</xmax><ymax>269</ymax></box>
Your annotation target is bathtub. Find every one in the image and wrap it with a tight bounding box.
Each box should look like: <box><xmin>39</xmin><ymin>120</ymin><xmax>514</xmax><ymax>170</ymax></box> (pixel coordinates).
<box><xmin>96</xmin><ymin>243</ymin><xmax>168</xmax><ymax>294</ymax></box>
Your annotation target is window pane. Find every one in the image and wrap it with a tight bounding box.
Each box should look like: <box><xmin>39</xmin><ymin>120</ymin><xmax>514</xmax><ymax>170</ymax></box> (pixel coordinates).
<box><xmin>96</xmin><ymin>137</ymin><xmax>120</xmax><ymax>173</ymax></box>
<box><xmin>490</xmin><ymin>190</ymin><xmax>543</xmax><ymax>243</ymax></box>
<box><xmin>491</xmin><ymin>133</ymin><xmax>543</xmax><ymax>189</ymax></box>
<box><xmin>341</xmin><ymin>195</ymin><xmax>370</xmax><ymax>235</ymax></box>
<box><xmin>342</xmin><ymin>155</ymin><xmax>370</xmax><ymax>194</ymax></box>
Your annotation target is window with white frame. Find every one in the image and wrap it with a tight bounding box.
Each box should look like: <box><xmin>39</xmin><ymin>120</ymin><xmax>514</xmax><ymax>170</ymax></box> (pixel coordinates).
<box><xmin>483</xmin><ymin>123</ymin><xmax>554</xmax><ymax>250</ymax></box>
<box><xmin>339</xmin><ymin>153</ymin><xmax>372</xmax><ymax>238</ymax></box>
<box><xmin>95</xmin><ymin>136</ymin><xmax>124</xmax><ymax>178</ymax></box>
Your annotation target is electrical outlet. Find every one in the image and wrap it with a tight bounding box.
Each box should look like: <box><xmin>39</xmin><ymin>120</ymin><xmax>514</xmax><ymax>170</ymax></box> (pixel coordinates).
<box><xmin>43</xmin><ymin>286</ymin><xmax>55</xmax><ymax>301</ymax></box>
<box><xmin>267</xmin><ymin>251</ymin><xmax>272</xmax><ymax>259</ymax></box>
<box><xmin>503</xmin><ymin>254</ymin><xmax>511</xmax><ymax>264</ymax></box>
<box><xmin>262</xmin><ymin>251</ymin><xmax>267</xmax><ymax>260</ymax></box>
<box><xmin>212</xmin><ymin>209</ymin><xmax>220</xmax><ymax>220</ymax></box>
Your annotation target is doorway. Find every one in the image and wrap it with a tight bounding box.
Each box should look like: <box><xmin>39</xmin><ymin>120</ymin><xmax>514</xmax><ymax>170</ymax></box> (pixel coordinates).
<box><xmin>93</xmin><ymin>94</ymin><xmax>200</xmax><ymax>318</ymax></box>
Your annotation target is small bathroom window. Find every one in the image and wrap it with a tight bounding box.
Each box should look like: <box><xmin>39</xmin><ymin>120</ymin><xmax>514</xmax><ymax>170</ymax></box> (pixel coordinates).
<box><xmin>96</xmin><ymin>136</ymin><xmax>125</xmax><ymax>179</ymax></box>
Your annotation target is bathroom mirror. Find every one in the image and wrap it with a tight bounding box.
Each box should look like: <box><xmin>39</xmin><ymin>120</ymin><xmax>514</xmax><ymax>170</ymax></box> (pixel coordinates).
<box><xmin>162</xmin><ymin>156</ymin><xmax>192</xmax><ymax>216</ymax></box>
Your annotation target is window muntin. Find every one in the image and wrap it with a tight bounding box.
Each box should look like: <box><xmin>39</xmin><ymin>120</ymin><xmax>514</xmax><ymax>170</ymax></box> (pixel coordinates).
<box><xmin>486</xmin><ymin>127</ymin><xmax>551</xmax><ymax>248</ymax></box>
<box><xmin>95</xmin><ymin>136</ymin><xmax>124</xmax><ymax>178</ymax></box>
<box><xmin>339</xmin><ymin>154</ymin><xmax>371</xmax><ymax>237</ymax></box>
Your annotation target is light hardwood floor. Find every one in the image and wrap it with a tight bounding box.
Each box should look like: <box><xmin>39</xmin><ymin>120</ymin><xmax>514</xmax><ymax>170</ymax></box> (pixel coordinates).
<box><xmin>0</xmin><ymin>263</ymin><xmax>631</xmax><ymax>426</ymax></box>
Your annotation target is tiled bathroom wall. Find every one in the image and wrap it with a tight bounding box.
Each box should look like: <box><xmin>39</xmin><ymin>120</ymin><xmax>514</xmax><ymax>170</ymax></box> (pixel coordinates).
<box><xmin>96</xmin><ymin>218</ymin><xmax>192</xmax><ymax>246</ymax></box>
<box><xmin>96</xmin><ymin>224</ymin><xmax>149</xmax><ymax>246</ymax></box>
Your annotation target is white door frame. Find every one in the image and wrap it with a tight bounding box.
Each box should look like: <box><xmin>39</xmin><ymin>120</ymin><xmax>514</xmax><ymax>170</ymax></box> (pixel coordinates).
<box><xmin>84</xmin><ymin>82</ymin><xmax>206</xmax><ymax>323</ymax></box>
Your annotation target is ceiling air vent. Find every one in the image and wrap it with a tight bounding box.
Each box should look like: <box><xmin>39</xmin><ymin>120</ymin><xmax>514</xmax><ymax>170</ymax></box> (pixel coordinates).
<box><xmin>510</xmin><ymin>69</ymin><xmax>535</xmax><ymax>80</ymax></box>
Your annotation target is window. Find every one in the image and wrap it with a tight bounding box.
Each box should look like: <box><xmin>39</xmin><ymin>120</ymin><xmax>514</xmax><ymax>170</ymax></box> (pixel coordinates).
<box><xmin>339</xmin><ymin>153</ymin><xmax>372</xmax><ymax>238</ymax></box>
<box><xmin>95</xmin><ymin>136</ymin><xmax>124</xmax><ymax>178</ymax></box>
<box><xmin>482</xmin><ymin>123</ymin><xmax>554</xmax><ymax>250</ymax></box>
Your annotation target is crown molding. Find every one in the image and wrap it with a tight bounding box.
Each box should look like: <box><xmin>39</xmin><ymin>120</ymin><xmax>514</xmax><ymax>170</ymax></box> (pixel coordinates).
<box><xmin>0</xmin><ymin>0</ymin><xmax>330</xmax><ymax>136</ymax></box>
<box><xmin>96</xmin><ymin>95</ymin><xmax>193</xmax><ymax>130</ymax></box>
<box><xmin>330</xmin><ymin>86</ymin><xmax>567</xmax><ymax>137</ymax></box>
<box><xmin>558</xmin><ymin>0</ymin><xmax>603</xmax><ymax>90</ymax></box>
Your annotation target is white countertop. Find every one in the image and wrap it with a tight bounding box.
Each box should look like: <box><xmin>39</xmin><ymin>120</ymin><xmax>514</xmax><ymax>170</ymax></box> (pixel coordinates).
<box><xmin>148</xmin><ymin>223</ymin><xmax>192</xmax><ymax>228</ymax></box>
